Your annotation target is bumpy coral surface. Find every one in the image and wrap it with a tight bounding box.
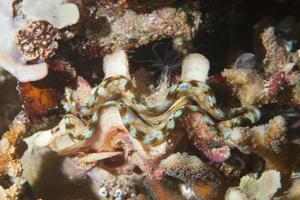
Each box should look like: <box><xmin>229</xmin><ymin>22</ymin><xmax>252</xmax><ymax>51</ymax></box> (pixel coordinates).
<box><xmin>16</xmin><ymin>21</ymin><xmax>61</xmax><ymax>61</ymax></box>
<box><xmin>86</xmin><ymin>2</ymin><xmax>201</xmax><ymax>55</ymax></box>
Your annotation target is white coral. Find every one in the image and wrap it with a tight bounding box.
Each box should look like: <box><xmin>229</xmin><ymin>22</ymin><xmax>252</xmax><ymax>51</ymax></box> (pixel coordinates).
<box><xmin>225</xmin><ymin>170</ymin><xmax>281</xmax><ymax>200</ymax></box>
<box><xmin>22</xmin><ymin>0</ymin><xmax>80</xmax><ymax>29</ymax></box>
<box><xmin>0</xmin><ymin>0</ymin><xmax>48</xmax><ymax>82</ymax></box>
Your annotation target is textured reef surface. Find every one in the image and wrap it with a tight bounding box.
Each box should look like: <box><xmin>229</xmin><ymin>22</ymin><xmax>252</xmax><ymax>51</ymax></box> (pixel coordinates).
<box><xmin>1</xmin><ymin>0</ymin><xmax>300</xmax><ymax>200</ymax></box>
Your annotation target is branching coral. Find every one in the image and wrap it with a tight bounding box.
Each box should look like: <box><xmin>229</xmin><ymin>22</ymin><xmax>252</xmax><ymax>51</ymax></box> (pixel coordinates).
<box><xmin>223</xmin><ymin>115</ymin><xmax>290</xmax><ymax>178</ymax></box>
<box><xmin>256</xmin><ymin>26</ymin><xmax>290</xmax><ymax>74</ymax></box>
<box><xmin>179</xmin><ymin>54</ymin><xmax>263</xmax><ymax>163</ymax></box>
<box><xmin>0</xmin><ymin>112</ymin><xmax>30</xmax><ymax>200</ymax></box>
<box><xmin>226</xmin><ymin>116</ymin><xmax>286</xmax><ymax>154</ymax></box>
<box><xmin>222</xmin><ymin>68</ymin><xmax>268</xmax><ymax>106</ymax></box>
<box><xmin>225</xmin><ymin>170</ymin><xmax>281</xmax><ymax>200</ymax></box>
<box><xmin>180</xmin><ymin>111</ymin><xmax>231</xmax><ymax>162</ymax></box>
<box><xmin>223</xmin><ymin>26</ymin><xmax>300</xmax><ymax>106</ymax></box>
<box><xmin>220</xmin><ymin>26</ymin><xmax>294</xmax><ymax>179</ymax></box>
<box><xmin>179</xmin><ymin>54</ymin><xmax>231</xmax><ymax>162</ymax></box>
<box><xmin>0</xmin><ymin>0</ymin><xmax>48</xmax><ymax>82</ymax></box>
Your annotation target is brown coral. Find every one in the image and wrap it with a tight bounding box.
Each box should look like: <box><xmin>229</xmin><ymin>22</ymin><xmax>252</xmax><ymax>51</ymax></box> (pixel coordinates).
<box><xmin>222</xmin><ymin>68</ymin><xmax>268</xmax><ymax>106</ymax></box>
<box><xmin>256</xmin><ymin>26</ymin><xmax>289</xmax><ymax>74</ymax></box>
<box><xmin>159</xmin><ymin>152</ymin><xmax>223</xmax><ymax>199</ymax></box>
<box><xmin>159</xmin><ymin>152</ymin><xmax>208</xmax><ymax>182</ymax></box>
<box><xmin>16</xmin><ymin>21</ymin><xmax>61</xmax><ymax>61</ymax></box>
<box><xmin>86</xmin><ymin>4</ymin><xmax>201</xmax><ymax>55</ymax></box>
<box><xmin>227</xmin><ymin>116</ymin><xmax>290</xmax><ymax>177</ymax></box>
<box><xmin>0</xmin><ymin>112</ymin><xmax>30</xmax><ymax>200</ymax></box>
<box><xmin>228</xmin><ymin>116</ymin><xmax>286</xmax><ymax>154</ymax></box>
<box><xmin>222</xmin><ymin>62</ymin><xmax>300</xmax><ymax>106</ymax></box>
<box><xmin>223</xmin><ymin>25</ymin><xmax>300</xmax><ymax>106</ymax></box>
<box><xmin>180</xmin><ymin>111</ymin><xmax>231</xmax><ymax>162</ymax></box>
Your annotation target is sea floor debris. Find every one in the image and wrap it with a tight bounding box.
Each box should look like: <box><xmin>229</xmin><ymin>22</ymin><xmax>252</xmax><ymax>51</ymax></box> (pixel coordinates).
<box><xmin>1</xmin><ymin>0</ymin><xmax>300</xmax><ymax>200</ymax></box>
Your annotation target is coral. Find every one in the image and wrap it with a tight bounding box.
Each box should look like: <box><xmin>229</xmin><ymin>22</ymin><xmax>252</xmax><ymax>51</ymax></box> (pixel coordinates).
<box><xmin>159</xmin><ymin>152</ymin><xmax>223</xmax><ymax>199</ymax></box>
<box><xmin>225</xmin><ymin>116</ymin><xmax>286</xmax><ymax>154</ymax></box>
<box><xmin>0</xmin><ymin>0</ymin><xmax>48</xmax><ymax>82</ymax></box>
<box><xmin>180</xmin><ymin>110</ymin><xmax>231</xmax><ymax>162</ymax></box>
<box><xmin>225</xmin><ymin>170</ymin><xmax>281</xmax><ymax>200</ymax></box>
<box><xmin>16</xmin><ymin>21</ymin><xmax>61</xmax><ymax>61</ymax></box>
<box><xmin>86</xmin><ymin>4</ymin><xmax>201</xmax><ymax>55</ymax></box>
<box><xmin>159</xmin><ymin>152</ymin><xmax>208</xmax><ymax>182</ymax></box>
<box><xmin>222</xmin><ymin>64</ymin><xmax>300</xmax><ymax>106</ymax></box>
<box><xmin>256</xmin><ymin>26</ymin><xmax>289</xmax><ymax>74</ymax></box>
<box><xmin>76</xmin><ymin>39</ymin><xmax>103</xmax><ymax>59</ymax></box>
<box><xmin>222</xmin><ymin>68</ymin><xmax>267</xmax><ymax>106</ymax></box>
<box><xmin>1</xmin><ymin>2</ymin><xmax>299</xmax><ymax>199</ymax></box>
<box><xmin>178</xmin><ymin>53</ymin><xmax>226</xmax><ymax>163</ymax></box>
<box><xmin>0</xmin><ymin>185</ymin><xmax>23</xmax><ymax>200</ymax></box>
<box><xmin>0</xmin><ymin>112</ymin><xmax>30</xmax><ymax>200</ymax></box>
<box><xmin>50</xmin><ymin>59</ymin><xmax>77</xmax><ymax>79</ymax></box>
<box><xmin>224</xmin><ymin>116</ymin><xmax>290</xmax><ymax>177</ymax></box>
<box><xmin>223</xmin><ymin>26</ymin><xmax>300</xmax><ymax>106</ymax></box>
<box><xmin>21</xmin><ymin>0</ymin><xmax>80</xmax><ymax>29</ymax></box>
